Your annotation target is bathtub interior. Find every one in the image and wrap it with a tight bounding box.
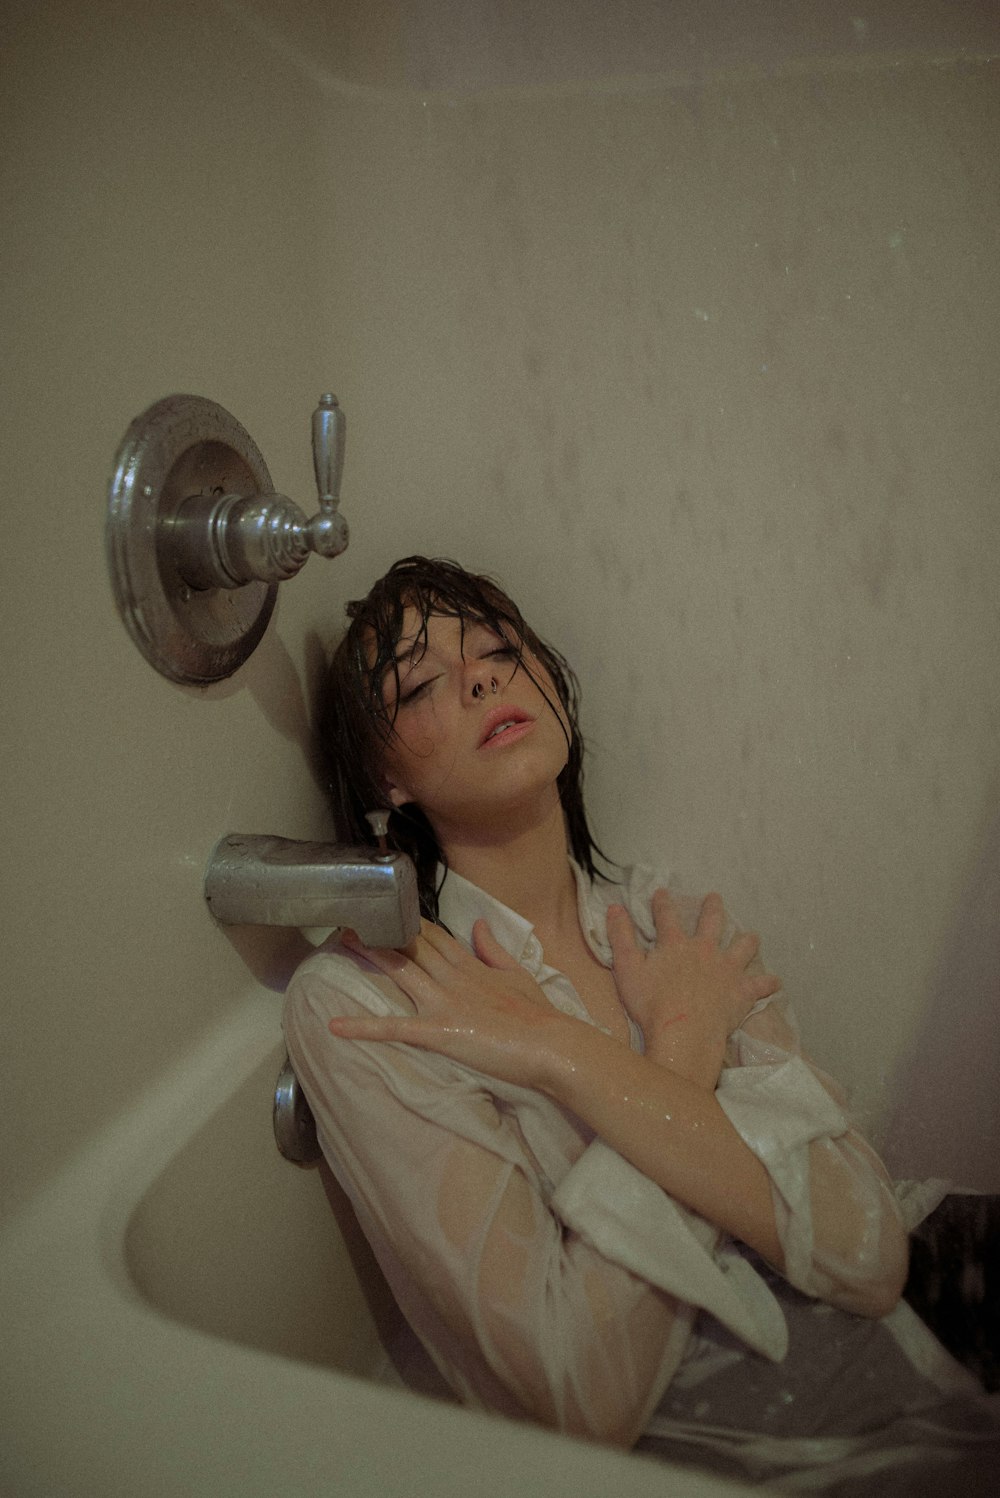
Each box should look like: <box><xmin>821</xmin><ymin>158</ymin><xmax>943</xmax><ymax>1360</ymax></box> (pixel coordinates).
<box><xmin>124</xmin><ymin>1041</ymin><xmax>423</xmax><ymax>1385</ymax></box>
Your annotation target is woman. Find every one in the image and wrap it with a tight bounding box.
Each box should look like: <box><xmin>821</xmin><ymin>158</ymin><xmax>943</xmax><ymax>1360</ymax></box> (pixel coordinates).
<box><xmin>284</xmin><ymin>556</ymin><xmax>997</xmax><ymax>1491</ymax></box>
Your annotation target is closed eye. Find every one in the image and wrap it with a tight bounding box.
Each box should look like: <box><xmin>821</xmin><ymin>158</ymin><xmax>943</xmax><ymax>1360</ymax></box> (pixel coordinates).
<box><xmin>398</xmin><ymin>674</ymin><xmax>438</xmax><ymax>705</ymax></box>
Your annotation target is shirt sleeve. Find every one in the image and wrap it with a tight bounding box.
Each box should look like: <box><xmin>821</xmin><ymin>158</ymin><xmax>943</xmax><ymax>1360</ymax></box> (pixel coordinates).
<box><xmin>717</xmin><ymin>995</ymin><xmax>909</xmax><ymax>1313</ymax></box>
<box><xmin>641</xmin><ymin>878</ymin><xmax>908</xmax><ymax>1317</ymax></box>
<box><xmin>283</xmin><ymin>949</ymin><xmax>694</xmax><ymax>1446</ymax></box>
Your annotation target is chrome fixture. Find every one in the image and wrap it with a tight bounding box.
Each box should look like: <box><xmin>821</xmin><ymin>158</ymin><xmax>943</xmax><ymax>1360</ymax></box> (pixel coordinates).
<box><xmin>205</xmin><ymin>825</ymin><xmax>418</xmax><ymax>1168</ymax></box>
<box><xmin>204</xmin><ymin>833</ymin><xmax>420</xmax><ymax>947</ymax></box>
<box><xmin>273</xmin><ymin>1055</ymin><xmax>322</xmax><ymax>1166</ymax></box>
<box><xmin>106</xmin><ymin>392</ymin><xmax>350</xmax><ymax>684</ymax></box>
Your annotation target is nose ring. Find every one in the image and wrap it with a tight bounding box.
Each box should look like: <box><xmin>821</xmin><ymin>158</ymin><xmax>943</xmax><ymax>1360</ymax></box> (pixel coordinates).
<box><xmin>472</xmin><ymin>677</ymin><xmax>498</xmax><ymax>700</ymax></box>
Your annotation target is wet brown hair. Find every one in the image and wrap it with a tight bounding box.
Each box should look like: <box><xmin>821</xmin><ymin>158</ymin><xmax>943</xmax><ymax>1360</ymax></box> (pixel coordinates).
<box><xmin>317</xmin><ymin>556</ymin><xmax>613</xmax><ymax>920</ymax></box>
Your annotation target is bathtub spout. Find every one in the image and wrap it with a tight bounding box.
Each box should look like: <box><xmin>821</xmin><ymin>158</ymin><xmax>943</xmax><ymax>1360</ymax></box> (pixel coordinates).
<box><xmin>204</xmin><ymin>834</ymin><xmax>420</xmax><ymax>947</ymax></box>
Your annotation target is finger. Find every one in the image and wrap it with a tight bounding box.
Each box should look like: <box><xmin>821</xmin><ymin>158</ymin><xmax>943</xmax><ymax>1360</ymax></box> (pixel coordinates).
<box><xmin>606</xmin><ymin>903</ymin><xmax>641</xmax><ymax>970</ymax></box>
<box><xmin>695</xmin><ymin>891</ymin><xmax>725</xmax><ymax>944</ymax></box>
<box><xmin>340</xmin><ymin>934</ymin><xmax>446</xmax><ymax>1007</ymax></box>
<box><xmin>328</xmin><ymin>1012</ymin><xmax>443</xmax><ymax>1047</ymax></box>
<box><xmin>471</xmin><ymin>919</ymin><xmax>523</xmax><ymax>972</ymax></box>
<box><xmin>743</xmin><ymin>971</ymin><xmax>782</xmax><ymax>1005</ymax></box>
<box><xmin>726</xmin><ymin>929</ymin><xmax>761</xmax><ymax>969</ymax></box>
<box><xmin>650</xmin><ymin>887</ymin><xmax>686</xmax><ymax>943</ymax></box>
<box><xmin>344</xmin><ymin>921</ymin><xmax>458</xmax><ymax>987</ymax></box>
<box><xmin>419</xmin><ymin>919</ymin><xmax>474</xmax><ymax>968</ymax></box>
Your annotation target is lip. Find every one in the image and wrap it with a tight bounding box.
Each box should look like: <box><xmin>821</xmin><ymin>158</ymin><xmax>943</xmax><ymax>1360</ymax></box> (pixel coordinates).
<box><xmin>477</xmin><ymin>704</ymin><xmax>534</xmax><ymax>748</ymax></box>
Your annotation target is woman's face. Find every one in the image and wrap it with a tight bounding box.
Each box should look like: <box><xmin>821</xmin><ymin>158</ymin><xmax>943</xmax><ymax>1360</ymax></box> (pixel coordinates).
<box><xmin>377</xmin><ymin>608</ymin><xmax>570</xmax><ymax>842</ymax></box>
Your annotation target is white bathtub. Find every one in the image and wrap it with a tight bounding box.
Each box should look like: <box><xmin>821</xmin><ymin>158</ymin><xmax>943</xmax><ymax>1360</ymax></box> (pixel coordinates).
<box><xmin>0</xmin><ymin>987</ymin><xmax>756</xmax><ymax>1498</ymax></box>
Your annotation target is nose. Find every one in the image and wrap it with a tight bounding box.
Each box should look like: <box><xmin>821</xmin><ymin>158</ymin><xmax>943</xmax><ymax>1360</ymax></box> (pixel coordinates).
<box><xmin>467</xmin><ymin>661</ymin><xmax>498</xmax><ymax>701</ymax></box>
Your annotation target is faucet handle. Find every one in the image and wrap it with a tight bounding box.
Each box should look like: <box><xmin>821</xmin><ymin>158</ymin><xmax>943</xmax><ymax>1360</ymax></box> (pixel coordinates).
<box><xmin>171</xmin><ymin>391</ymin><xmax>349</xmax><ymax>588</ymax></box>
<box><xmin>312</xmin><ymin>393</ymin><xmax>346</xmax><ymax>506</ymax></box>
<box><xmin>305</xmin><ymin>392</ymin><xmax>349</xmax><ymax>560</ymax></box>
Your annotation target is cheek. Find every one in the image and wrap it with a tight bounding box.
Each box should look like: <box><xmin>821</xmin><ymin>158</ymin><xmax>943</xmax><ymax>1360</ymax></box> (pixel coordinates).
<box><xmin>383</xmin><ymin>715</ymin><xmax>454</xmax><ymax>794</ymax></box>
<box><xmin>528</xmin><ymin>670</ymin><xmax>571</xmax><ymax>743</ymax></box>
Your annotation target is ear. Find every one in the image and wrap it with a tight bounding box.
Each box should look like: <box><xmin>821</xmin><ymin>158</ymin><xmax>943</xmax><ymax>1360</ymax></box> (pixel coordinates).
<box><xmin>381</xmin><ymin>774</ymin><xmax>412</xmax><ymax>810</ymax></box>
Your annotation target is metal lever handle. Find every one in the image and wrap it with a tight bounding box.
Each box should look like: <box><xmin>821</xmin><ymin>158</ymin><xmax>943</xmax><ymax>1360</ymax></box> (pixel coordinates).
<box><xmin>312</xmin><ymin>393</ymin><xmax>345</xmax><ymax>507</ymax></box>
<box><xmin>172</xmin><ymin>393</ymin><xmax>350</xmax><ymax>589</ymax></box>
<box><xmin>306</xmin><ymin>392</ymin><xmax>349</xmax><ymax>560</ymax></box>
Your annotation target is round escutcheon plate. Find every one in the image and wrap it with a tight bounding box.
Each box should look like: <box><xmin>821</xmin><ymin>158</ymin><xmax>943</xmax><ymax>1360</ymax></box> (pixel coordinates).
<box><xmin>106</xmin><ymin>394</ymin><xmax>279</xmax><ymax>684</ymax></box>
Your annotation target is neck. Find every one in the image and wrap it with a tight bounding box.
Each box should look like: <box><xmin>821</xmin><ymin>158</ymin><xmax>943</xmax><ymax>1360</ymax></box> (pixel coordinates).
<box><xmin>436</xmin><ymin>792</ymin><xmax>579</xmax><ymax>937</ymax></box>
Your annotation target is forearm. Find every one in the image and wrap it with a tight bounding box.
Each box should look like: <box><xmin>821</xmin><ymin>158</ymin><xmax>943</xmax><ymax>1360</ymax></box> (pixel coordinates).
<box><xmin>540</xmin><ymin>1020</ymin><xmax>908</xmax><ymax>1317</ymax></box>
<box><xmin>538</xmin><ymin>1019</ymin><xmax>786</xmax><ymax>1270</ymax></box>
<box><xmin>602</xmin><ymin>893</ymin><xmax>908</xmax><ymax>1316</ymax></box>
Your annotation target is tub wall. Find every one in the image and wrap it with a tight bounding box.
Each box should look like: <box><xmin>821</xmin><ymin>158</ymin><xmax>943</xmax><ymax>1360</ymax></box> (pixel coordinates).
<box><xmin>3</xmin><ymin>0</ymin><xmax>998</xmax><ymax>1238</ymax></box>
<box><xmin>1</xmin><ymin>0</ymin><xmax>347</xmax><ymax>1220</ymax></box>
<box><xmin>270</xmin><ymin>2</ymin><xmax>1000</xmax><ymax>1182</ymax></box>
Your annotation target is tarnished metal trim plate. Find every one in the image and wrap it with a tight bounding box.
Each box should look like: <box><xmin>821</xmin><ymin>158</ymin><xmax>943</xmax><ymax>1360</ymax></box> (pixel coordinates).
<box><xmin>106</xmin><ymin>394</ymin><xmax>278</xmax><ymax>684</ymax></box>
<box><xmin>273</xmin><ymin>1054</ymin><xmax>321</xmax><ymax>1165</ymax></box>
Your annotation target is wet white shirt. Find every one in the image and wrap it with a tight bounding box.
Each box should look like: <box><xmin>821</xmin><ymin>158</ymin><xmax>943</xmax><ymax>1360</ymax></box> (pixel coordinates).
<box><xmin>283</xmin><ymin>861</ymin><xmax>913</xmax><ymax>1444</ymax></box>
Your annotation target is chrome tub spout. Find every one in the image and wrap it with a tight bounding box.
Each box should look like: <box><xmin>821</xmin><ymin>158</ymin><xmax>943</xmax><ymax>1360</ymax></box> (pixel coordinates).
<box><xmin>204</xmin><ymin>834</ymin><xmax>420</xmax><ymax>948</ymax></box>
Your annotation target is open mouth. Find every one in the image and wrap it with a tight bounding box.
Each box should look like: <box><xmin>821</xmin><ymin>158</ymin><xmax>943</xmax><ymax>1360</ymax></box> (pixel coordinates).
<box><xmin>478</xmin><ymin>704</ymin><xmax>533</xmax><ymax>748</ymax></box>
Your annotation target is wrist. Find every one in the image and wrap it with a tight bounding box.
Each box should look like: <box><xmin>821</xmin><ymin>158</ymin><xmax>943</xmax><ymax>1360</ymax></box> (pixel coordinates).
<box><xmin>644</xmin><ymin>1017</ymin><xmax>725</xmax><ymax>1090</ymax></box>
<box><xmin>536</xmin><ymin>1017</ymin><xmax>620</xmax><ymax>1106</ymax></box>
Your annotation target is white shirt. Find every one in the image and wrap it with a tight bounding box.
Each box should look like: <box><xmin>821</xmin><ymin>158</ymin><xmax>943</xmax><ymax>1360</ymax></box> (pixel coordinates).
<box><xmin>283</xmin><ymin>861</ymin><xmax>911</xmax><ymax>1443</ymax></box>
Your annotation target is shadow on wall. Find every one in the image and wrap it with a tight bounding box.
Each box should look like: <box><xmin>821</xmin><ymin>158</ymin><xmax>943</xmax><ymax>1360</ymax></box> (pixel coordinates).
<box><xmin>213</xmin><ymin>625</ymin><xmax>343</xmax><ymax>992</ymax></box>
<box><xmin>882</xmin><ymin>805</ymin><xmax>1000</xmax><ymax>1193</ymax></box>
<box><xmin>298</xmin><ymin>626</ymin><xmax>339</xmax><ymax>805</ymax></box>
<box><xmin>185</xmin><ymin>624</ymin><xmax>329</xmax><ymax>760</ymax></box>
<box><xmin>221</xmin><ymin>924</ymin><xmax>315</xmax><ymax>993</ymax></box>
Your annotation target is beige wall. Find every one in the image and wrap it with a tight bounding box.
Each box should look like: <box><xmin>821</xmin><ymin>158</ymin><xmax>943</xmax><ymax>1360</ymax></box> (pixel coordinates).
<box><xmin>3</xmin><ymin>0</ymin><xmax>997</xmax><ymax>1226</ymax></box>
<box><xmin>1</xmin><ymin>0</ymin><xmax>347</xmax><ymax>1218</ymax></box>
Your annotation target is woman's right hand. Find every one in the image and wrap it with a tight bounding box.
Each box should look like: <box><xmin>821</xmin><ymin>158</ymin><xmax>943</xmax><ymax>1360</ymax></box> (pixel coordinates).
<box><xmin>607</xmin><ymin>890</ymin><xmax>781</xmax><ymax>1085</ymax></box>
<box><xmin>327</xmin><ymin>917</ymin><xmax>586</xmax><ymax>1093</ymax></box>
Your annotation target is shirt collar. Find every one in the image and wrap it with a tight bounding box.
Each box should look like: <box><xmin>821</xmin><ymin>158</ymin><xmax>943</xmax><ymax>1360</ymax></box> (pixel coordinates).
<box><xmin>436</xmin><ymin>865</ymin><xmax>544</xmax><ymax>974</ymax></box>
<box><xmin>436</xmin><ymin>858</ymin><xmax>619</xmax><ymax>975</ymax></box>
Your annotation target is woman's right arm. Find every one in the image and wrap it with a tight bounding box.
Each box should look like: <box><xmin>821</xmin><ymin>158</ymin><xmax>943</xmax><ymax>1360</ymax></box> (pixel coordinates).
<box><xmin>284</xmin><ymin>958</ymin><xmax>691</xmax><ymax>1446</ymax></box>
<box><xmin>329</xmin><ymin>903</ymin><xmax>907</xmax><ymax>1321</ymax></box>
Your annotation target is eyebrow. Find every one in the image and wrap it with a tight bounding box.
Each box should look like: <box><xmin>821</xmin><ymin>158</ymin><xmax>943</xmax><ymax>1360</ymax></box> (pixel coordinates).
<box><xmin>392</xmin><ymin>639</ymin><xmax>424</xmax><ymax>667</ymax></box>
<box><xmin>380</xmin><ymin>633</ymin><xmax>430</xmax><ymax>689</ymax></box>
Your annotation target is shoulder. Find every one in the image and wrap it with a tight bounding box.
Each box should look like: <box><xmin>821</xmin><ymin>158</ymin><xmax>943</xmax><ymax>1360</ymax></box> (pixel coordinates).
<box><xmin>281</xmin><ymin>941</ymin><xmax>508</xmax><ymax>1116</ymax></box>
<box><xmin>284</xmin><ymin>943</ymin><xmax>415</xmax><ymax>1030</ymax></box>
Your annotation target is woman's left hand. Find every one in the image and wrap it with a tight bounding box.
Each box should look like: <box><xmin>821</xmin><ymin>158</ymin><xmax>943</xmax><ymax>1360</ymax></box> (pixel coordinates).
<box><xmin>328</xmin><ymin>918</ymin><xmax>583</xmax><ymax>1091</ymax></box>
<box><xmin>607</xmin><ymin>890</ymin><xmax>781</xmax><ymax>1083</ymax></box>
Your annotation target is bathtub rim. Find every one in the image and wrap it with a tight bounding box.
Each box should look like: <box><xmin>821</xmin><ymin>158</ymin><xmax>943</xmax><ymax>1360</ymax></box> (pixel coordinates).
<box><xmin>0</xmin><ymin>982</ymin><xmax>760</xmax><ymax>1498</ymax></box>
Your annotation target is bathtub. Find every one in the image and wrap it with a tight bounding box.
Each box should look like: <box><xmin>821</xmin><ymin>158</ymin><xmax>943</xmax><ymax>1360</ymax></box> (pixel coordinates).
<box><xmin>0</xmin><ymin>986</ymin><xmax>756</xmax><ymax>1498</ymax></box>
